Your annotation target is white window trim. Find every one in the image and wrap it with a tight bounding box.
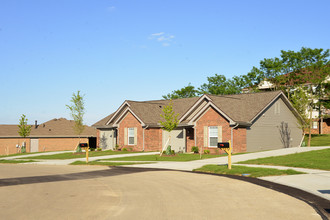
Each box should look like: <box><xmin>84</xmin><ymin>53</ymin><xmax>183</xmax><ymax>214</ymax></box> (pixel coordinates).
<box><xmin>128</xmin><ymin>127</ymin><xmax>135</xmax><ymax>145</ymax></box>
<box><xmin>209</xmin><ymin>126</ymin><xmax>218</xmax><ymax>148</ymax></box>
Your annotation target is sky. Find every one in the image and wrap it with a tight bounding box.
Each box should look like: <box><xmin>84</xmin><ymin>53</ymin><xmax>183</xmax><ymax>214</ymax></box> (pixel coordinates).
<box><xmin>1</xmin><ymin>0</ymin><xmax>330</xmax><ymax>126</ymax></box>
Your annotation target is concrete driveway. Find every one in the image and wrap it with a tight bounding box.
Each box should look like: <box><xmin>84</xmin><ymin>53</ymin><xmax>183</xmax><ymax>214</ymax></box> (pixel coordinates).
<box><xmin>0</xmin><ymin>164</ymin><xmax>322</xmax><ymax>220</ymax></box>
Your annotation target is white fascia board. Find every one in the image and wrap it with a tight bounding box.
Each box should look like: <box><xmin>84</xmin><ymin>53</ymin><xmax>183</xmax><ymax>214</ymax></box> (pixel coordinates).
<box><xmin>179</xmin><ymin>95</ymin><xmax>211</xmax><ymax>123</ymax></box>
<box><xmin>106</xmin><ymin>101</ymin><xmax>131</xmax><ymax>125</ymax></box>
<box><xmin>113</xmin><ymin>107</ymin><xmax>145</xmax><ymax>127</ymax></box>
<box><xmin>188</xmin><ymin>102</ymin><xmax>235</xmax><ymax>125</ymax></box>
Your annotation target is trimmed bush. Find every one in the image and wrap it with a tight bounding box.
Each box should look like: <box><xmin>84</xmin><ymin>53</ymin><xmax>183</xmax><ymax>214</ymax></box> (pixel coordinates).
<box><xmin>191</xmin><ymin>146</ymin><xmax>199</xmax><ymax>154</ymax></box>
<box><xmin>204</xmin><ymin>149</ymin><xmax>210</xmax><ymax>154</ymax></box>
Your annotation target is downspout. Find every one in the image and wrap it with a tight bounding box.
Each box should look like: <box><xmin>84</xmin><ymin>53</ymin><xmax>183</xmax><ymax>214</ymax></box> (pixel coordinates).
<box><xmin>143</xmin><ymin>126</ymin><xmax>148</xmax><ymax>152</ymax></box>
<box><xmin>231</xmin><ymin>123</ymin><xmax>239</xmax><ymax>152</ymax></box>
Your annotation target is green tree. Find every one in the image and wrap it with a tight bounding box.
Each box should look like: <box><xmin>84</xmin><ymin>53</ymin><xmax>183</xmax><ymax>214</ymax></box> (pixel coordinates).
<box><xmin>18</xmin><ymin>114</ymin><xmax>32</xmax><ymax>153</ymax></box>
<box><xmin>198</xmin><ymin>74</ymin><xmax>242</xmax><ymax>95</ymax></box>
<box><xmin>163</xmin><ymin>83</ymin><xmax>198</xmax><ymax>100</ymax></box>
<box><xmin>66</xmin><ymin>91</ymin><xmax>85</xmax><ymax>151</ymax></box>
<box><xmin>159</xmin><ymin>100</ymin><xmax>179</xmax><ymax>156</ymax></box>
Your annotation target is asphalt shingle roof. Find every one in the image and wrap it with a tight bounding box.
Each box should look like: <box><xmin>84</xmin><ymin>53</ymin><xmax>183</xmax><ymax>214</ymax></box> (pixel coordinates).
<box><xmin>0</xmin><ymin>118</ymin><xmax>96</xmax><ymax>137</ymax></box>
<box><xmin>94</xmin><ymin>91</ymin><xmax>284</xmax><ymax>127</ymax></box>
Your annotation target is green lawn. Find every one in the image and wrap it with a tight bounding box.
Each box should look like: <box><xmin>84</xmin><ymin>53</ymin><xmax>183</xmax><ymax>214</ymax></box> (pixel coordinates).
<box><xmin>0</xmin><ymin>159</ymin><xmax>36</xmax><ymax>164</ymax></box>
<box><xmin>303</xmin><ymin>134</ymin><xmax>330</xmax><ymax>146</ymax></box>
<box><xmin>70</xmin><ymin>160</ymin><xmax>152</xmax><ymax>166</ymax></box>
<box><xmin>237</xmin><ymin>148</ymin><xmax>330</xmax><ymax>170</ymax></box>
<box><xmin>194</xmin><ymin>165</ymin><xmax>304</xmax><ymax>178</ymax></box>
<box><xmin>0</xmin><ymin>151</ymin><xmax>54</xmax><ymax>158</ymax></box>
<box><xmin>20</xmin><ymin>150</ymin><xmax>141</xmax><ymax>160</ymax></box>
<box><xmin>104</xmin><ymin>153</ymin><xmax>223</xmax><ymax>162</ymax></box>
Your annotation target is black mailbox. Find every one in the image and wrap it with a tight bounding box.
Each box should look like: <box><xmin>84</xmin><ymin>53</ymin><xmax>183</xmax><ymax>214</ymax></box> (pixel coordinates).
<box><xmin>79</xmin><ymin>143</ymin><xmax>88</xmax><ymax>148</ymax></box>
<box><xmin>217</xmin><ymin>142</ymin><xmax>230</xmax><ymax>148</ymax></box>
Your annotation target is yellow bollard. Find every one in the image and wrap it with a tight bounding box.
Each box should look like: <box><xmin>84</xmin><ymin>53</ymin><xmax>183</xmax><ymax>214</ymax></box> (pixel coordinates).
<box><xmin>86</xmin><ymin>147</ymin><xmax>89</xmax><ymax>163</ymax></box>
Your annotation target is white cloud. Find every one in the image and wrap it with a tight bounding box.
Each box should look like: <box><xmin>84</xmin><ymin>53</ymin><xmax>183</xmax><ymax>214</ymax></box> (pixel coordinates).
<box><xmin>148</xmin><ymin>32</ymin><xmax>175</xmax><ymax>46</ymax></box>
<box><xmin>107</xmin><ymin>6</ymin><xmax>116</xmax><ymax>12</ymax></box>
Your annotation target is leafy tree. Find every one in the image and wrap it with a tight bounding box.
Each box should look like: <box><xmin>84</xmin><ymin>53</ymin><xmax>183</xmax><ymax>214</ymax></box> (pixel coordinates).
<box><xmin>198</xmin><ymin>74</ymin><xmax>242</xmax><ymax>95</ymax></box>
<box><xmin>159</xmin><ymin>100</ymin><xmax>179</xmax><ymax>156</ymax></box>
<box><xmin>163</xmin><ymin>83</ymin><xmax>198</xmax><ymax>100</ymax></box>
<box><xmin>66</xmin><ymin>90</ymin><xmax>85</xmax><ymax>151</ymax></box>
<box><xmin>18</xmin><ymin>114</ymin><xmax>32</xmax><ymax>153</ymax></box>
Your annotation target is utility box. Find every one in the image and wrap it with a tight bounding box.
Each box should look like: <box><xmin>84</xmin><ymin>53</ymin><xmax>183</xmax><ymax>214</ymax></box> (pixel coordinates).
<box><xmin>217</xmin><ymin>142</ymin><xmax>230</xmax><ymax>148</ymax></box>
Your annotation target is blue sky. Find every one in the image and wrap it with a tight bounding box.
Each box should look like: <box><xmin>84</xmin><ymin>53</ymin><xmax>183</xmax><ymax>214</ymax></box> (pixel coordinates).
<box><xmin>1</xmin><ymin>0</ymin><xmax>329</xmax><ymax>125</ymax></box>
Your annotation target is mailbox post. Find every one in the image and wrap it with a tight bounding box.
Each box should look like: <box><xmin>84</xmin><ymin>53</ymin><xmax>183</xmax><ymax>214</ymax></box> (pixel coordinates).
<box><xmin>217</xmin><ymin>140</ymin><xmax>232</xmax><ymax>169</ymax></box>
<box><xmin>79</xmin><ymin>143</ymin><xmax>89</xmax><ymax>163</ymax></box>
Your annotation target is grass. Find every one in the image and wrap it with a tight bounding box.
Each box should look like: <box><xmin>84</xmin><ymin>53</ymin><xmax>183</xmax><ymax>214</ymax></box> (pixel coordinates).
<box><xmin>104</xmin><ymin>153</ymin><xmax>223</xmax><ymax>162</ymax></box>
<box><xmin>20</xmin><ymin>150</ymin><xmax>140</xmax><ymax>160</ymax></box>
<box><xmin>303</xmin><ymin>134</ymin><xmax>330</xmax><ymax>146</ymax></box>
<box><xmin>237</xmin><ymin>148</ymin><xmax>330</xmax><ymax>170</ymax></box>
<box><xmin>0</xmin><ymin>151</ymin><xmax>55</xmax><ymax>158</ymax></box>
<box><xmin>0</xmin><ymin>159</ymin><xmax>36</xmax><ymax>164</ymax></box>
<box><xmin>70</xmin><ymin>160</ymin><xmax>152</xmax><ymax>166</ymax></box>
<box><xmin>194</xmin><ymin>165</ymin><xmax>304</xmax><ymax>178</ymax></box>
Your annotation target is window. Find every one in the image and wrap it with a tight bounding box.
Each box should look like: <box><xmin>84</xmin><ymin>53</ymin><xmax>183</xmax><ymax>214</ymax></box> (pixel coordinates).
<box><xmin>312</xmin><ymin>121</ymin><xmax>318</xmax><ymax>129</ymax></box>
<box><xmin>209</xmin><ymin>126</ymin><xmax>218</xmax><ymax>147</ymax></box>
<box><xmin>128</xmin><ymin>128</ymin><xmax>135</xmax><ymax>145</ymax></box>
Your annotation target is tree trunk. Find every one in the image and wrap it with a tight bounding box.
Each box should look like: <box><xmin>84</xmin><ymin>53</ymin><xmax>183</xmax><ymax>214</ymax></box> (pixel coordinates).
<box><xmin>308</xmin><ymin>107</ymin><xmax>313</xmax><ymax>147</ymax></box>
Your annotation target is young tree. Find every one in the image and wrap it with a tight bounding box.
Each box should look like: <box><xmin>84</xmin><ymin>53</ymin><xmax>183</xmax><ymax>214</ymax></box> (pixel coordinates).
<box><xmin>18</xmin><ymin>114</ymin><xmax>32</xmax><ymax>153</ymax></box>
<box><xmin>66</xmin><ymin>90</ymin><xmax>85</xmax><ymax>151</ymax></box>
<box><xmin>159</xmin><ymin>100</ymin><xmax>179</xmax><ymax>156</ymax></box>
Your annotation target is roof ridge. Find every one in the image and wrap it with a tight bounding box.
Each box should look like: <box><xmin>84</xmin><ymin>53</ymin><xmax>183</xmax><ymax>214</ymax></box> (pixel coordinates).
<box><xmin>206</xmin><ymin>90</ymin><xmax>281</xmax><ymax>98</ymax></box>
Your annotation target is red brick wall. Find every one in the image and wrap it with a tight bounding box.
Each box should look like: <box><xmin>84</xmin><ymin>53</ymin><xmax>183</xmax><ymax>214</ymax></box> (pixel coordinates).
<box><xmin>195</xmin><ymin>107</ymin><xmax>247</xmax><ymax>153</ymax></box>
<box><xmin>144</xmin><ymin>128</ymin><xmax>162</xmax><ymax>151</ymax></box>
<box><xmin>233</xmin><ymin>128</ymin><xmax>246</xmax><ymax>153</ymax></box>
<box><xmin>305</xmin><ymin>119</ymin><xmax>330</xmax><ymax>134</ymax></box>
<box><xmin>117</xmin><ymin>112</ymin><xmax>143</xmax><ymax>151</ymax></box>
<box><xmin>186</xmin><ymin>128</ymin><xmax>195</xmax><ymax>153</ymax></box>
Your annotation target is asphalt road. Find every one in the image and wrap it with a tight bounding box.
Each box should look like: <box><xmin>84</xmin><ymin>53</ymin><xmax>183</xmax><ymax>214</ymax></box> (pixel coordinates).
<box><xmin>0</xmin><ymin>164</ymin><xmax>322</xmax><ymax>220</ymax></box>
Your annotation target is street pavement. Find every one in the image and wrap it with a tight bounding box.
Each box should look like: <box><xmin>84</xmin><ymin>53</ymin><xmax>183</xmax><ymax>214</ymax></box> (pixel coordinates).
<box><xmin>2</xmin><ymin>146</ymin><xmax>330</xmax><ymax>202</ymax></box>
<box><xmin>0</xmin><ymin>164</ymin><xmax>322</xmax><ymax>220</ymax></box>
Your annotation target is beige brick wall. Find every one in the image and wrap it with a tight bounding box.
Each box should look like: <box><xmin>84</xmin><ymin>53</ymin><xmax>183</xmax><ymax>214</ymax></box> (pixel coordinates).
<box><xmin>0</xmin><ymin>137</ymin><xmax>89</xmax><ymax>156</ymax></box>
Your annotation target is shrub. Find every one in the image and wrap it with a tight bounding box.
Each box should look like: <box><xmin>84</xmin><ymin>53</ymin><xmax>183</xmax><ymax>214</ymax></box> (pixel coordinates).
<box><xmin>122</xmin><ymin>148</ymin><xmax>128</xmax><ymax>152</ymax></box>
<box><xmin>129</xmin><ymin>147</ymin><xmax>133</xmax><ymax>151</ymax></box>
<box><xmin>115</xmin><ymin>144</ymin><xmax>120</xmax><ymax>150</ymax></box>
<box><xmin>204</xmin><ymin>149</ymin><xmax>210</xmax><ymax>154</ymax></box>
<box><xmin>90</xmin><ymin>148</ymin><xmax>95</xmax><ymax>151</ymax></box>
<box><xmin>165</xmin><ymin>145</ymin><xmax>172</xmax><ymax>155</ymax></box>
<box><xmin>171</xmin><ymin>150</ymin><xmax>175</xmax><ymax>155</ymax></box>
<box><xmin>97</xmin><ymin>148</ymin><xmax>102</xmax><ymax>151</ymax></box>
<box><xmin>191</xmin><ymin>146</ymin><xmax>199</xmax><ymax>154</ymax></box>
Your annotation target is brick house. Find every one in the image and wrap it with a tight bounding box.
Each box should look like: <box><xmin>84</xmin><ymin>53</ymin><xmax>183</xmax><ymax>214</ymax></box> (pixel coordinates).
<box><xmin>93</xmin><ymin>91</ymin><xmax>304</xmax><ymax>153</ymax></box>
<box><xmin>0</xmin><ymin>118</ymin><xmax>97</xmax><ymax>155</ymax></box>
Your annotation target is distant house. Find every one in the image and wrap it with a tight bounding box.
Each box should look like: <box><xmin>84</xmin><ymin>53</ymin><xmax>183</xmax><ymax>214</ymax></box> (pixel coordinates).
<box><xmin>0</xmin><ymin>118</ymin><xmax>97</xmax><ymax>155</ymax></box>
<box><xmin>242</xmin><ymin>73</ymin><xmax>330</xmax><ymax>134</ymax></box>
<box><xmin>93</xmin><ymin>91</ymin><xmax>304</xmax><ymax>153</ymax></box>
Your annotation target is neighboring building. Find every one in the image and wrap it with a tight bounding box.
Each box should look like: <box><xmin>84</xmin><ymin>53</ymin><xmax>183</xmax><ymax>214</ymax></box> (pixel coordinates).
<box><xmin>0</xmin><ymin>118</ymin><xmax>97</xmax><ymax>155</ymax></box>
<box><xmin>93</xmin><ymin>91</ymin><xmax>304</xmax><ymax>153</ymax></box>
<box><xmin>243</xmin><ymin>74</ymin><xmax>330</xmax><ymax>134</ymax></box>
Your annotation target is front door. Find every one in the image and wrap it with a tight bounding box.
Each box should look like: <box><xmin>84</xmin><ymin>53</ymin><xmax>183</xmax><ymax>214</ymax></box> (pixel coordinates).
<box><xmin>30</xmin><ymin>139</ymin><xmax>39</xmax><ymax>152</ymax></box>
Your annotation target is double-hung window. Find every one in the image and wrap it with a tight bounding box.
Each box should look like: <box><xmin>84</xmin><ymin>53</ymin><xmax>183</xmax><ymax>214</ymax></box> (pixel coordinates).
<box><xmin>209</xmin><ymin>126</ymin><xmax>218</xmax><ymax>147</ymax></box>
<box><xmin>128</xmin><ymin>128</ymin><xmax>135</xmax><ymax>145</ymax></box>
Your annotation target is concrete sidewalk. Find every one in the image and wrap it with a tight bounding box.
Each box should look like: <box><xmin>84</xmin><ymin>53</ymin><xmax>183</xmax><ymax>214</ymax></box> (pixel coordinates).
<box><xmin>22</xmin><ymin>151</ymin><xmax>160</xmax><ymax>165</ymax></box>
<box><xmin>123</xmin><ymin>146</ymin><xmax>330</xmax><ymax>171</ymax></box>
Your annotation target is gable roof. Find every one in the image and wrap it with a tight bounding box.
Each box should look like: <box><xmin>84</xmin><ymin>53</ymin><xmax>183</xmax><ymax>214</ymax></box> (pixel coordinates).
<box><xmin>0</xmin><ymin>118</ymin><xmax>96</xmax><ymax>138</ymax></box>
<box><xmin>94</xmin><ymin>91</ymin><xmax>297</xmax><ymax>128</ymax></box>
